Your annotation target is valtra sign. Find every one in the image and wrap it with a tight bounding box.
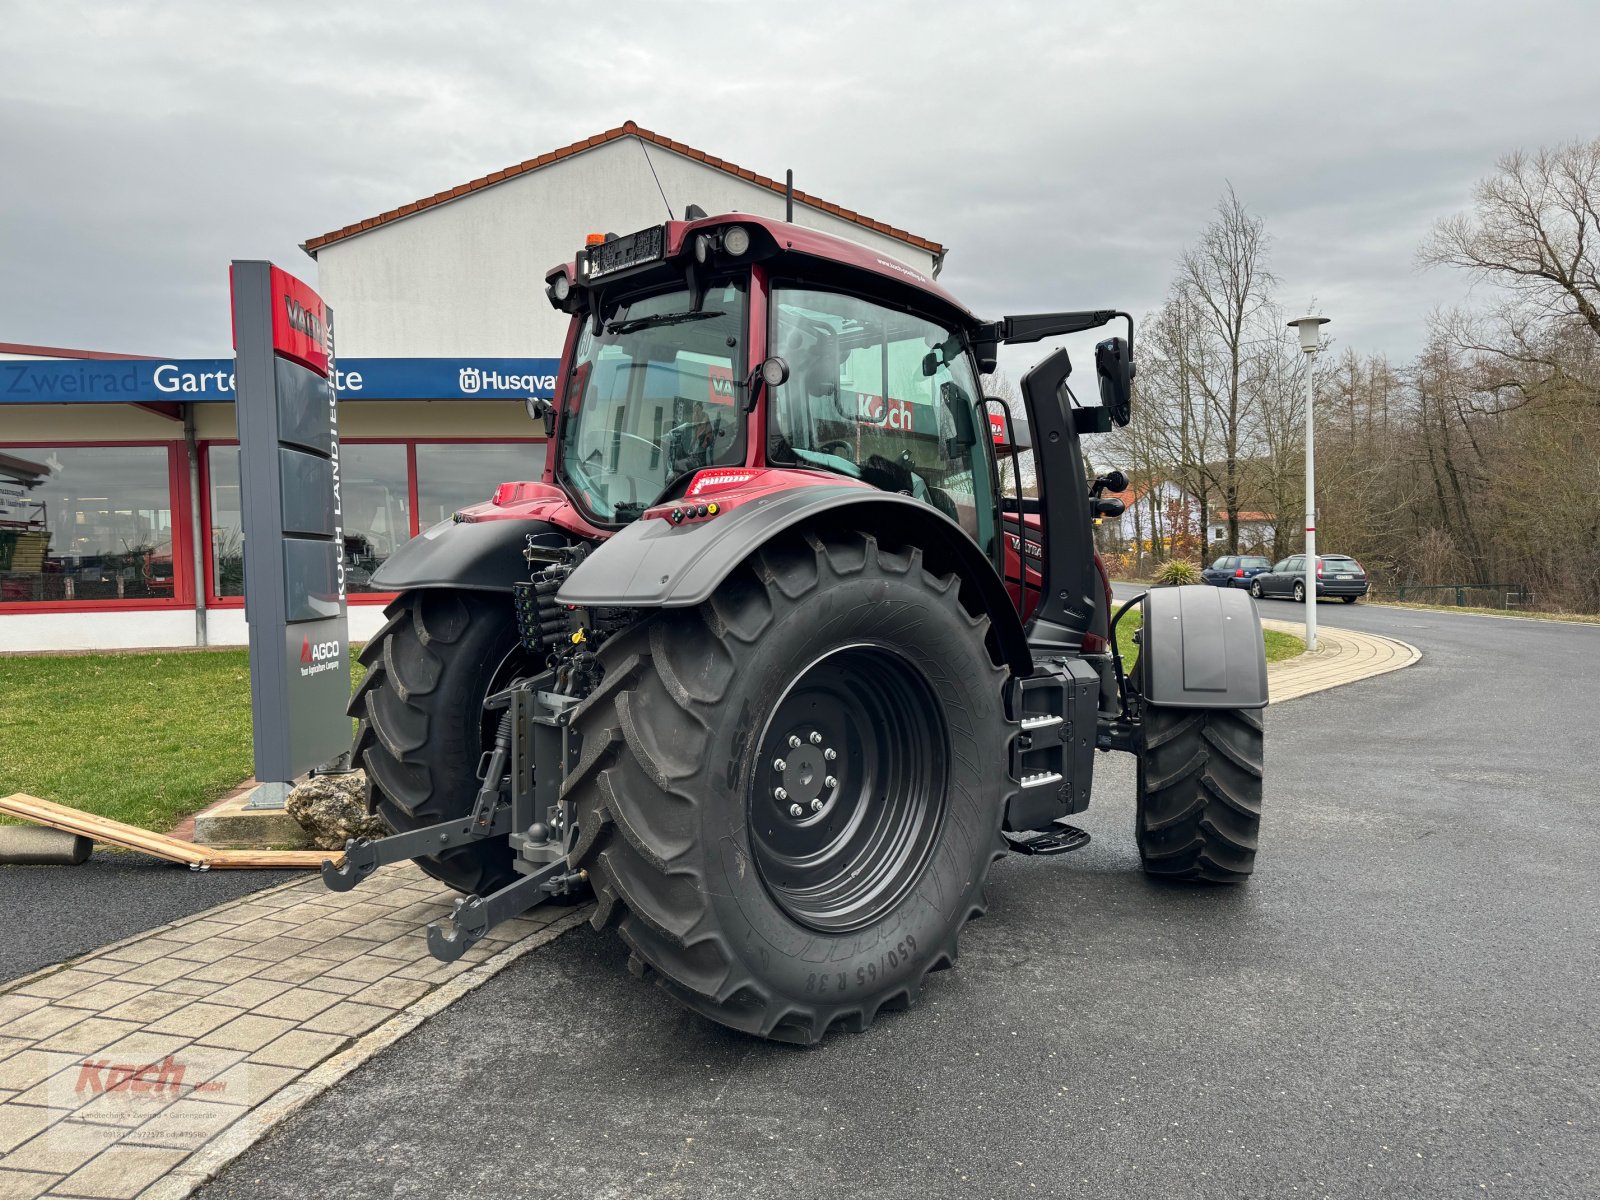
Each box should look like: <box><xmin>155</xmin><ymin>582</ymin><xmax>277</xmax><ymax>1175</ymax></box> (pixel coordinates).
<box><xmin>267</xmin><ymin>265</ymin><xmax>331</xmax><ymax>375</ymax></box>
<box><xmin>230</xmin><ymin>260</ymin><xmax>351</xmax><ymax>789</ymax></box>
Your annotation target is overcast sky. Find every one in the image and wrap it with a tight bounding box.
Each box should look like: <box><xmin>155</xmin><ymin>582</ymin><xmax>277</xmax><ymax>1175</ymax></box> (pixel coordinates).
<box><xmin>3</xmin><ymin>0</ymin><xmax>1597</xmax><ymax>371</ymax></box>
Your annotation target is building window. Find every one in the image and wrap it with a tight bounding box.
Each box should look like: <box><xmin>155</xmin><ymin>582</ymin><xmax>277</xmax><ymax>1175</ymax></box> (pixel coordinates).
<box><xmin>0</xmin><ymin>445</ymin><xmax>176</xmax><ymax>605</ymax></box>
<box><xmin>206</xmin><ymin>445</ymin><xmax>244</xmax><ymax>598</ymax></box>
<box><xmin>415</xmin><ymin>443</ymin><xmax>548</xmax><ymax>529</ymax></box>
<box><xmin>341</xmin><ymin>444</ymin><xmax>411</xmax><ymax>592</ymax></box>
<box><xmin>207</xmin><ymin>443</ymin><xmax>412</xmax><ymax>599</ymax></box>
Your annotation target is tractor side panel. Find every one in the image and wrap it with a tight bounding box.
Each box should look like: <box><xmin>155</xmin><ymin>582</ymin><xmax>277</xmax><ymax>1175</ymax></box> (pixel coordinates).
<box><xmin>1139</xmin><ymin>585</ymin><xmax>1269</xmax><ymax>709</ymax></box>
<box><xmin>558</xmin><ymin>485</ymin><xmax>1034</xmax><ymax>676</ymax></box>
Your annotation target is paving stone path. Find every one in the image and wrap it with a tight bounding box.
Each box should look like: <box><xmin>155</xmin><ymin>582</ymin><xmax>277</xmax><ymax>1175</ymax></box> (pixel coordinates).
<box><xmin>0</xmin><ymin>864</ymin><xmax>590</xmax><ymax>1200</ymax></box>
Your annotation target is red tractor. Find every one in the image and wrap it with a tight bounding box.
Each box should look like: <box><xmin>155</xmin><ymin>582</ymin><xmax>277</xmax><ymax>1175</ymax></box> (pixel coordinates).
<box><xmin>324</xmin><ymin>212</ymin><xmax>1267</xmax><ymax>1044</ymax></box>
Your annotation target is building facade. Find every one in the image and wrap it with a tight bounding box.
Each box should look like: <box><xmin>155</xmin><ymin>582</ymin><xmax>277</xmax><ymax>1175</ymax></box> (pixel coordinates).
<box><xmin>0</xmin><ymin>123</ymin><xmax>943</xmax><ymax>652</ymax></box>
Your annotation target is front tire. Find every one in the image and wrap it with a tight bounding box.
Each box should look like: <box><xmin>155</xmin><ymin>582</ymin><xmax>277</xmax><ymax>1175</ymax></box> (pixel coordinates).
<box><xmin>349</xmin><ymin>590</ymin><xmax>527</xmax><ymax>895</ymax></box>
<box><xmin>564</xmin><ymin>529</ymin><xmax>1012</xmax><ymax>1044</ymax></box>
<box><xmin>1249</xmin><ymin>579</ymin><xmax>1264</xmax><ymax>599</ymax></box>
<box><xmin>1136</xmin><ymin>705</ymin><xmax>1264</xmax><ymax>883</ymax></box>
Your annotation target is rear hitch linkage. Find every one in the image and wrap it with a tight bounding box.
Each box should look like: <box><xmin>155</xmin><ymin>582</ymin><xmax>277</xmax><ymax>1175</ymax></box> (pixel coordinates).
<box><xmin>320</xmin><ymin>678</ymin><xmax>587</xmax><ymax>963</ymax></box>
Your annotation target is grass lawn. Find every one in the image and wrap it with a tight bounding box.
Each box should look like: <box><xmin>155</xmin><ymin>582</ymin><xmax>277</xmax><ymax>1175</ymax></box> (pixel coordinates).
<box><xmin>1113</xmin><ymin>609</ymin><xmax>1304</xmax><ymax>668</ymax></box>
<box><xmin>0</xmin><ymin>650</ymin><xmax>365</xmax><ymax>834</ymax></box>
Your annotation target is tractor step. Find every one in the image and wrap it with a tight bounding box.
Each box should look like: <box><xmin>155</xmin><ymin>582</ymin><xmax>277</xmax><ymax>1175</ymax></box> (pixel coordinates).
<box><xmin>1004</xmin><ymin>820</ymin><xmax>1091</xmax><ymax>856</ymax></box>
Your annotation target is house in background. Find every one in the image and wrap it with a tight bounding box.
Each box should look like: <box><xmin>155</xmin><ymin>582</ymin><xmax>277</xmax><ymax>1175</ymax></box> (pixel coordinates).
<box><xmin>1210</xmin><ymin>510</ymin><xmax>1276</xmax><ymax>552</ymax></box>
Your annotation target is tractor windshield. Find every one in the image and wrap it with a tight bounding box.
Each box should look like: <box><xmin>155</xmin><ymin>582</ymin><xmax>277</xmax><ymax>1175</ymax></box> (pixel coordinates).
<box><xmin>558</xmin><ymin>280</ymin><xmax>747</xmax><ymax>522</ymax></box>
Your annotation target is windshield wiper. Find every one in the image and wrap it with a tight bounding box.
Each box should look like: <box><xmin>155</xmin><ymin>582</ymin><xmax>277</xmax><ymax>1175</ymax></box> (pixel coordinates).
<box><xmin>604</xmin><ymin>309</ymin><xmax>724</xmax><ymax>336</ymax></box>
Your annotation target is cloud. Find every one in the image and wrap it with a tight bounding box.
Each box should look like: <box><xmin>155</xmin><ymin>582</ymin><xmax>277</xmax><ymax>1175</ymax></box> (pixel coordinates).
<box><xmin>3</xmin><ymin>0</ymin><xmax>1598</xmax><ymax>364</ymax></box>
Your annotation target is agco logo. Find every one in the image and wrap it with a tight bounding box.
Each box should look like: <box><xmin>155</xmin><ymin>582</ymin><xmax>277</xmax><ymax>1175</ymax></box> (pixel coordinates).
<box><xmin>301</xmin><ymin>637</ymin><xmax>341</xmax><ymax>663</ymax></box>
<box><xmin>299</xmin><ymin>636</ymin><xmax>342</xmax><ymax>677</ymax></box>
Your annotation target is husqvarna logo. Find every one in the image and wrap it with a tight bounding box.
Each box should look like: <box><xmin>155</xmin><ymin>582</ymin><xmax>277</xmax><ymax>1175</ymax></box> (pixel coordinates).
<box><xmin>299</xmin><ymin>636</ymin><xmax>342</xmax><ymax>677</ymax></box>
<box><xmin>459</xmin><ymin>367</ymin><xmax>482</xmax><ymax>394</ymax></box>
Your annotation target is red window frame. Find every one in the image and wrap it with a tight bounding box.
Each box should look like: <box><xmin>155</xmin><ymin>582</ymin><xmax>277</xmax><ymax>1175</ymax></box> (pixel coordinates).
<box><xmin>0</xmin><ymin>440</ymin><xmax>194</xmax><ymax>615</ymax></box>
<box><xmin>199</xmin><ymin>437</ymin><xmax>545</xmax><ymax>609</ymax></box>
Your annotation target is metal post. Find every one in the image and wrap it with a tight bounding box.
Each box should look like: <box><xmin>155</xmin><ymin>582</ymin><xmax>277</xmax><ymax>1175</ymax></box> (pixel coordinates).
<box><xmin>1303</xmin><ymin>348</ymin><xmax>1317</xmax><ymax>652</ymax></box>
<box><xmin>183</xmin><ymin>403</ymin><xmax>208</xmax><ymax>648</ymax></box>
<box><xmin>1288</xmin><ymin>316</ymin><xmax>1330</xmax><ymax>653</ymax></box>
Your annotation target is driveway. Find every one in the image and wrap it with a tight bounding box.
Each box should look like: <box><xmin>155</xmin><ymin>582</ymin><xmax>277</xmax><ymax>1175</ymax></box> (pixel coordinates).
<box><xmin>177</xmin><ymin>600</ymin><xmax>1600</xmax><ymax>1197</ymax></box>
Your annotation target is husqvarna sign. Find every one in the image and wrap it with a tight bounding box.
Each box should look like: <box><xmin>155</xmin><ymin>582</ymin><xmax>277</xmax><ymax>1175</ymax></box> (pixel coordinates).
<box><xmin>229</xmin><ymin>260</ymin><xmax>351</xmax><ymax>787</ymax></box>
<box><xmin>0</xmin><ymin>356</ymin><xmax>560</xmax><ymax>403</ymax></box>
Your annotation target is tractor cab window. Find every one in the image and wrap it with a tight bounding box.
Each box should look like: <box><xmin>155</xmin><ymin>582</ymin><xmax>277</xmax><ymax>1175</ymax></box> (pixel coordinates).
<box><xmin>768</xmin><ymin>287</ymin><xmax>996</xmax><ymax>558</ymax></box>
<box><xmin>558</xmin><ymin>281</ymin><xmax>746</xmax><ymax>522</ymax></box>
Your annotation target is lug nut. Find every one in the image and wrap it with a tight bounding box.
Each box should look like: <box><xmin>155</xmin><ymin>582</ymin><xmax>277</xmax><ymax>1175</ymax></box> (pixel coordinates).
<box><xmin>788</xmin><ymin>734</ymin><xmax>802</xmax><ymax>749</ymax></box>
<box><xmin>824</xmin><ymin>748</ymin><xmax>837</xmax><ymax>761</ymax></box>
<box><xmin>810</xmin><ymin>798</ymin><xmax>824</xmax><ymax>813</ymax></box>
<box><xmin>789</xmin><ymin>804</ymin><xmax>804</xmax><ymax>818</ymax></box>
<box><xmin>773</xmin><ymin>758</ymin><xmax>787</xmax><ymax>772</ymax></box>
<box><xmin>774</xmin><ymin>787</ymin><xmax>788</xmax><ymax>802</ymax></box>
<box><xmin>824</xmin><ymin>775</ymin><xmax>838</xmax><ymax>790</ymax></box>
<box><xmin>809</xmin><ymin>731</ymin><xmax>823</xmax><ymax>745</ymax></box>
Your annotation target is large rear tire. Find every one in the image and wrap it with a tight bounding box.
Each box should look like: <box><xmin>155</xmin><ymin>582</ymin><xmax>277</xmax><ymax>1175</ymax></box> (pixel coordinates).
<box><xmin>564</xmin><ymin>529</ymin><xmax>1013</xmax><ymax>1044</ymax></box>
<box><xmin>349</xmin><ymin>589</ymin><xmax>527</xmax><ymax>895</ymax></box>
<box><xmin>1136</xmin><ymin>705</ymin><xmax>1264</xmax><ymax>883</ymax></box>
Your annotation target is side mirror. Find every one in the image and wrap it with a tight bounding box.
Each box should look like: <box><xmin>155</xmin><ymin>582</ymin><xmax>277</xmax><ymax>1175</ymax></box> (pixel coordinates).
<box><xmin>1094</xmin><ymin>337</ymin><xmax>1134</xmax><ymax>427</ymax></box>
<box><xmin>526</xmin><ymin>396</ymin><xmax>557</xmax><ymax>437</ymax></box>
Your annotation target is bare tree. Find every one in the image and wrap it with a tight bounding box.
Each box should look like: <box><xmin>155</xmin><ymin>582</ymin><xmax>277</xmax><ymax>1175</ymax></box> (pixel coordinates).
<box><xmin>1421</xmin><ymin>139</ymin><xmax>1600</xmax><ymax>375</ymax></box>
<box><xmin>1175</xmin><ymin>186</ymin><xmax>1277</xmax><ymax>552</ymax></box>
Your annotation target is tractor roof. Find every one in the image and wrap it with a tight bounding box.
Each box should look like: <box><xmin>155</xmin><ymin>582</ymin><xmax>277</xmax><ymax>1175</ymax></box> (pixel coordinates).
<box><xmin>554</xmin><ymin>213</ymin><xmax>978</xmax><ymax>329</ymax></box>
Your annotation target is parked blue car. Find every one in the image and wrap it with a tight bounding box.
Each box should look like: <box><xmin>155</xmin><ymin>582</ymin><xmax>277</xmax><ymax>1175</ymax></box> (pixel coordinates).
<box><xmin>1201</xmin><ymin>554</ymin><xmax>1273</xmax><ymax>588</ymax></box>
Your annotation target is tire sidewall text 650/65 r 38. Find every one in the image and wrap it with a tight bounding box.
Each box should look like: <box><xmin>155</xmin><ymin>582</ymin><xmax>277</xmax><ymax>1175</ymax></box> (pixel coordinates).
<box><xmin>564</xmin><ymin>528</ymin><xmax>1014</xmax><ymax>1044</ymax></box>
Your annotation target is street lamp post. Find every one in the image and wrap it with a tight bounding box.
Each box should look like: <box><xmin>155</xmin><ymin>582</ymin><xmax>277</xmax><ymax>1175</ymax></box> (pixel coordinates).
<box><xmin>1288</xmin><ymin>315</ymin><xmax>1329</xmax><ymax>652</ymax></box>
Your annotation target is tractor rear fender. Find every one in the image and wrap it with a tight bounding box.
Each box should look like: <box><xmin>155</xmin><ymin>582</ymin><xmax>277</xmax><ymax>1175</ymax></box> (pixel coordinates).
<box><xmin>558</xmin><ymin>485</ymin><xmax>1034</xmax><ymax>676</ymax></box>
<box><xmin>368</xmin><ymin>517</ymin><xmax>567</xmax><ymax>594</ymax></box>
<box><xmin>1137</xmin><ymin>585</ymin><xmax>1269</xmax><ymax>710</ymax></box>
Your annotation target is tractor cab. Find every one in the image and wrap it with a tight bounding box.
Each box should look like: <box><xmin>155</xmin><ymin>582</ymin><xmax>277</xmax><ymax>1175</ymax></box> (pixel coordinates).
<box><xmin>542</xmin><ymin>216</ymin><xmax>1007</xmax><ymax>572</ymax></box>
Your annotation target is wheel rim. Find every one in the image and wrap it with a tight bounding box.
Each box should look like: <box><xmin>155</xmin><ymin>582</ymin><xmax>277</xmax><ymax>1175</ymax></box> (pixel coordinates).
<box><xmin>749</xmin><ymin>644</ymin><xmax>949</xmax><ymax>934</ymax></box>
<box><xmin>1294</xmin><ymin>583</ymin><xmax>1305</xmax><ymax>601</ymax></box>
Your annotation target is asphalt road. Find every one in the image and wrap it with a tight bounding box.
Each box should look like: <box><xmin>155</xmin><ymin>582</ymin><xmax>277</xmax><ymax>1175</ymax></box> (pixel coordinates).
<box><xmin>0</xmin><ymin>853</ymin><xmax>283</xmax><ymax>982</ymax></box>
<box><xmin>183</xmin><ymin>601</ymin><xmax>1598</xmax><ymax>1197</ymax></box>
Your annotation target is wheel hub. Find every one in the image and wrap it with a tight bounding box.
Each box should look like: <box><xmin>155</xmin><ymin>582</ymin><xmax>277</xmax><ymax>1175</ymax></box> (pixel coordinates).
<box><xmin>773</xmin><ymin>736</ymin><xmax>838</xmax><ymax>812</ymax></box>
<box><xmin>748</xmin><ymin>644</ymin><xmax>948</xmax><ymax>934</ymax></box>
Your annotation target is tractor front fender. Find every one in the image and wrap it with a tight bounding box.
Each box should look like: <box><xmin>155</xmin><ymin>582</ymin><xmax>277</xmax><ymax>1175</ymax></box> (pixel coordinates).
<box><xmin>1137</xmin><ymin>585</ymin><xmax>1269</xmax><ymax>709</ymax></box>
<box><xmin>558</xmin><ymin>485</ymin><xmax>1033</xmax><ymax>675</ymax></box>
<box><xmin>369</xmin><ymin>517</ymin><xmax>564</xmax><ymax>594</ymax></box>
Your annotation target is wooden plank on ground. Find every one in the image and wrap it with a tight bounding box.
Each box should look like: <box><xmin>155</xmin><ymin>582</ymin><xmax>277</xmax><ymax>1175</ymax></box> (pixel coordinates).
<box><xmin>0</xmin><ymin>793</ymin><xmax>338</xmax><ymax>870</ymax></box>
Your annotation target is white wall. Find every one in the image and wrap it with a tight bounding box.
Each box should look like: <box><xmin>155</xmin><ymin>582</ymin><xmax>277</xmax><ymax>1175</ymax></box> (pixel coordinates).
<box><xmin>0</xmin><ymin>604</ymin><xmax>392</xmax><ymax>653</ymax></box>
<box><xmin>314</xmin><ymin>137</ymin><xmax>942</xmax><ymax>359</ymax></box>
